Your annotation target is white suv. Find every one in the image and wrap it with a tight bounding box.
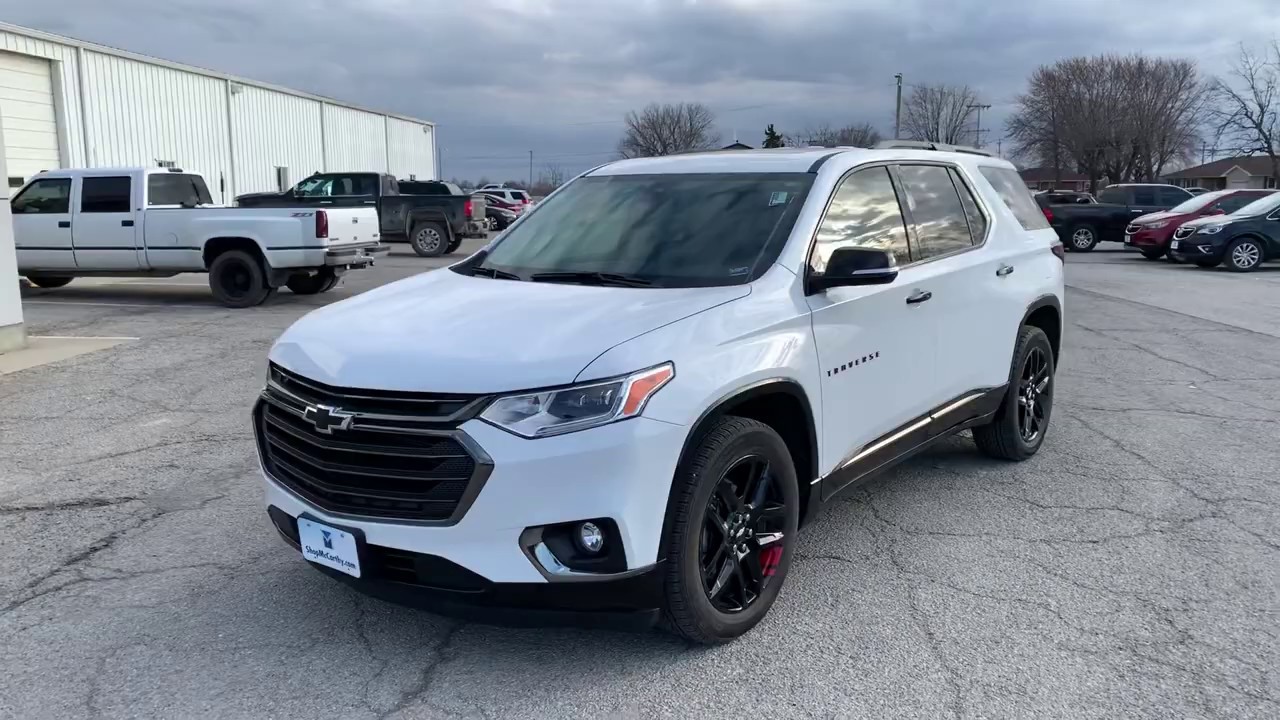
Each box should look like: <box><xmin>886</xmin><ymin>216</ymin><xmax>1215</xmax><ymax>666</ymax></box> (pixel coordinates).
<box><xmin>255</xmin><ymin>143</ymin><xmax>1065</xmax><ymax>643</ymax></box>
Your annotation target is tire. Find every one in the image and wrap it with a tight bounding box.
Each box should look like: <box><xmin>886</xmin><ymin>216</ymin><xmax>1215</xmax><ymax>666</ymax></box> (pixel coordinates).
<box><xmin>1067</xmin><ymin>225</ymin><xmax>1099</xmax><ymax>252</ymax></box>
<box><xmin>285</xmin><ymin>269</ymin><xmax>338</xmax><ymax>295</ymax></box>
<box><xmin>409</xmin><ymin>222</ymin><xmax>448</xmax><ymax>257</ymax></box>
<box><xmin>1224</xmin><ymin>237</ymin><xmax>1263</xmax><ymax>272</ymax></box>
<box><xmin>973</xmin><ymin>326</ymin><xmax>1055</xmax><ymax>461</ymax></box>
<box><xmin>208</xmin><ymin>249</ymin><xmax>274</xmax><ymax>308</ymax></box>
<box><xmin>1194</xmin><ymin>260</ymin><xmax>1218</xmax><ymax>268</ymax></box>
<box><xmin>445</xmin><ymin>237</ymin><xmax>462</xmax><ymax>254</ymax></box>
<box><xmin>661</xmin><ymin>416</ymin><xmax>800</xmax><ymax>644</ymax></box>
<box><xmin>1140</xmin><ymin>248</ymin><xmax>1165</xmax><ymax>260</ymax></box>
<box><xmin>24</xmin><ymin>275</ymin><xmax>73</xmax><ymax>289</ymax></box>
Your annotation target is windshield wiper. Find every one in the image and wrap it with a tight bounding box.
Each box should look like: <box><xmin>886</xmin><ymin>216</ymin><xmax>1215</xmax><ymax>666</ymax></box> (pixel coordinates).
<box><xmin>469</xmin><ymin>265</ymin><xmax>522</xmax><ymax>280</ymax></box>
<box><xmin>530</xmin><ymin>271</ymin><xmax>653</xmax><ymax>287</ymax></box>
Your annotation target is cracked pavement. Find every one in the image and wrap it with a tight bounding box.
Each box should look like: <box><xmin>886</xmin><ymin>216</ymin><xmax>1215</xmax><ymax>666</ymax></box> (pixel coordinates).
<box><xmin>1</xmin><ymin>245</ymin><xmax>1277</xmax><ymax>718</ymax></box>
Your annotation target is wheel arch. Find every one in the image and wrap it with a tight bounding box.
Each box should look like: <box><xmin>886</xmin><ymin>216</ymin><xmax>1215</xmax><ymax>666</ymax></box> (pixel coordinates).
<box><xmin>1021</xmin><ymin>295</ymin><xmax>1062</xmax><ymax>367</ymax></box>
<box><xmin>405</xmin><ymin>208</ymin><xmax>455</xmax><ymax>242</ymax></box>
<box><xmin>656</xmin><ymin>379</ymin><xmax>821</xmax><ymax>561</ymax></box>
<box><xmin>202</xmin><ymin>236</ymin><xmax>266</xmax><ymax>270</ymax></box>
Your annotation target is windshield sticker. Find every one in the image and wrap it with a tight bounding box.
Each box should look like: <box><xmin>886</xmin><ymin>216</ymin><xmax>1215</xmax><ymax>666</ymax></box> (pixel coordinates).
<box><xmin>728</xmin><ymin>266</ymin><xmax>750</xmax><ymax>276</ymax></box>
<box><xmin>769</xmin><ymin>191</ymin><xmax>789</xmax><ymax>207</ymax></box>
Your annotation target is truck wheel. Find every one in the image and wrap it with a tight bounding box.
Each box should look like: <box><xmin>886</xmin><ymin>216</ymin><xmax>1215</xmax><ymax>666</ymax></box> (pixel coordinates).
<box><xmin>445</xmin><ymin>238</ymin><xmax>462</xmax><ymax>254</ymax></box>
<box><xmin>1068</xmin><ymin>225</ymin><xmax>1099</xmax><ymax>252</ymax></box>
<box><xmin>661</xmin><ymin>416</ymin><xmax>799</xmax><ymax>644</ymax></box>
<box><xmin>410</xmin><ymin>223</ymin><xmax>448</xmax><ymax>257</ymax></box>
<box><xmin>1224</xmin><ymin>238</ymin><xmax>1263</xmax><ymax>272</ymax></box>
<box><xmin>209</xmin><ymin>250</ymin><xmax>274</xmax><ymax>308</ymax></box>
<box><xmin>24</xmin><ymin>275</ymin><xmax>74</xmax><ymax>289</ymax></box>
<box><xmin>285</xmin><ymin>269</ymin><xmax>338</xmax><ymax>295</ymax></box>
<box><xmin>974</xmin><ymin>325</ymin><xmax>1055</xmax><ymax>461</ymax></box>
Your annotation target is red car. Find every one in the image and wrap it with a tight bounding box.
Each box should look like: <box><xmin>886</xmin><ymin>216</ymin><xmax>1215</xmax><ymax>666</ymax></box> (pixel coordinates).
<box><xmin>1125</xmin><ymin>189</ymin><xmax>1276</xmax><ymax>260</ymax></box>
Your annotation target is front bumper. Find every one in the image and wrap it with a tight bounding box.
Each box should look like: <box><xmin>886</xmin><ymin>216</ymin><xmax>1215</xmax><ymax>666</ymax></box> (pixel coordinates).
<box><xmin>1168</xmin><ymin>236</ymin><xmax>1224</xmax><ymax>262</ymax></box>
<box><xmin>261</xmin><ymin>415</ymin><xmax>688</xmax><ymax>618</ymax></box>
<box><xmin>1124</xmin><ymin>227</ymin><xmax>1172</xmax><ymax>248</ymax></box>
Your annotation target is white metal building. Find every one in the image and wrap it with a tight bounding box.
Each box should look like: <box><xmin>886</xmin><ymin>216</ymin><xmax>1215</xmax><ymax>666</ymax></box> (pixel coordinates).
<box><xmin>0</xmin><ymin>21</ymin><xmax>438</xmax><ymax>204</ymax></box>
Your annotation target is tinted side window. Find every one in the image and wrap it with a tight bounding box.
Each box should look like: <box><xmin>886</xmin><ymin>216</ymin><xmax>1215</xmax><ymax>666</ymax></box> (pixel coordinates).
<box><xmin>81</xmin><ymin>176</ymin><xmax>132</xmax><ymax>213</ymax></box>
<box><xmin>897</xmin><ymin>165</ymin><xmax>974</xmax><ymax>259</ymax></box>
<box><xmin>1216</xmin><ymin>194</ymin><xmax>1260</xmax><ymax>214</ymax></box>
<box><xmin>1132</xmin><ymin>187</ymin><xmax>1157</xmax><ymax>205</ymax></box>
<box><xmin>812</xmin><ymin>166</ymin><xmax>911</xmax><ymax>270</ymax></box>
<box><xmin>148</xmin><ymin>174</ymin><xmax>211</xmax><ymax>206</ymax></box>
<box><xmin>1158</xmin><ymin>187</ymin><xmax>1190</xmax><ymax>206</ymax></box>
<box><xmin>950</xmin><ymin>168</ymin><xmax>988</xmax><ymax>244</ymax></box>
<box><xmin>979</xmin><ymin>166</ymin><xmax>1051</xmax><ymax>231</ymax></box>
<box><xmin>1098</xmin><ymin>187</ymin><xmax>1127</xmax><ymax>204</ymax></box>
<box><xmin>11</xmin><ymin>178</ymin><xmax>71</xmax><ymax>214</ymax></box>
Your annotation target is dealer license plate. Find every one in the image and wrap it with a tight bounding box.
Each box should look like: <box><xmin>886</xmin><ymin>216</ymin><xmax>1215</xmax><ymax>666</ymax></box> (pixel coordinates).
<box><xmin>1170</xmin><ymin>240</ymin><xmax>1179</xmax><ymax>250</ymax></box>
<box><xmin>297</xmin><ymin>518</ymin><xmax>361</xmax><ymax>578</ymax></box>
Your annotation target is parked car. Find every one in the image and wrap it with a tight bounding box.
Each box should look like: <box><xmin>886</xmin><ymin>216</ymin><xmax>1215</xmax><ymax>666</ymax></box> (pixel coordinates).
<box><xmin>1035</xmin><ymin>190</ymin><xmax>1095</xmax><ymax>206</ymax></box>
<box><xmin>254</xmin><ymin>143</ymin><xmax>1064</xmax><ymax>643</ymax></box>
<box><xmin>1046</xmin><ymin>183</ymin><xmax>1193</xmax><ymax>252</ymax></box>
<box><xmin>235</xmin><ymin>172</ymin><xmax>483</xmax><ymax>257</ymax></box>
<box><xmin>483</xmin><ymin>202</ymin><xmax>518</xmax><ymax>231</ymax></box>
<box><xmin>1186</xmin><ymin>187</ymin><xmax>1210</xmax><ymax>196</ymax></box>
<box><xmin>475</xmin><ymin>187</ymin><xmax>532</xmax><ymax>209</ymax></box>
<box><xmin>12</xmin><ymin>168</ymin><xmax>384</xmax><ymax>307</ymax></box>
<box><xmin>1169</xmin><ymin>191</ymin><xmax>1280</xmax><ymax>271</ymax></box>
<box><xmin>1125</xmin><ymin>189</ymin><xmax>1275</xmax><ymax>260</ymax></box>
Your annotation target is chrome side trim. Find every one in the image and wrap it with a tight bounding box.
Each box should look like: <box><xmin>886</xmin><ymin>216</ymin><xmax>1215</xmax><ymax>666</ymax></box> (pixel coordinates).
<box><xmin>837</xmin><ymin>416</ymin><xmax>931</xmax><ymax>472</ymax></box>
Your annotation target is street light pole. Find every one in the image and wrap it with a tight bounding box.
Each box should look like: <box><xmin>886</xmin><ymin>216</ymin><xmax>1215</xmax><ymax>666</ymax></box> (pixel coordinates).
<box><xmin>894</xmin><ymin>73</ymin><xmax>903</xmax><ymax>140</ymax></box>
<box><xmin>968</xmin><ymin>103</ymin><xmax>992</xmax><ymax>148</ymax></box>
<box><xmin>528</xmin><ymin>150</ymin><xmax>533</xmax><ymax>189</ymax></box>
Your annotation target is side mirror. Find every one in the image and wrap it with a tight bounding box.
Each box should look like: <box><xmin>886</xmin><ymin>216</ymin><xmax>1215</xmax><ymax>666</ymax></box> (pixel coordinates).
<box><xmin>809</xmin><ymin>247</ymin><xmax>898</xmax><ymax>293</ymax></box>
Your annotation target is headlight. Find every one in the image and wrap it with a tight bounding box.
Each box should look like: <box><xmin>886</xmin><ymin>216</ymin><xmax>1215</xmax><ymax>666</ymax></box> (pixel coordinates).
<box><xmin>480</xmin><ymin>363</ymin><xmax>674</xmax><ymax>438</ymax></box>
<box><xmin>1197</xmin><ymin>224</ymin><xmax>1225</xmax><ymax>235</ymax></box>
<box><xmin>1145</xmin><ymin>221</ymin><xmax>1169</xmax><ymax>229</ymax></box>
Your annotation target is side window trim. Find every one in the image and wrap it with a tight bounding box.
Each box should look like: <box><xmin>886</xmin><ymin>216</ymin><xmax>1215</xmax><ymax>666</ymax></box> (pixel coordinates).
<box><xmin>891</xmin><ymin>162</ymin><xmax>986</xmax><ymax>267</ymax></box>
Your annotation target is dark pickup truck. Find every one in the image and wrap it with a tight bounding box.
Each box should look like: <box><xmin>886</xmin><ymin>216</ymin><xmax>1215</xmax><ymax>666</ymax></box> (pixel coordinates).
<box><xmin>236</xmin><ymin>173</ymin><xmax>484</xmax><ymax>257</ymax></box>
<box><xmin>1045</xmin><ymin>183</ymin><xmax>1192</xmax><ymax>252</ymax></box>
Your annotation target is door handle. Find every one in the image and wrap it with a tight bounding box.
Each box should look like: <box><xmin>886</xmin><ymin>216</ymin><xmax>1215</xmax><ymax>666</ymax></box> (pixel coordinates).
<box><xmin>905</xmin><ymin>289</ymin><xmax>932</xmax><ymax>305</ymax></box>
<box><xmin>997</xmin><ymin>264</ymin><xmax>1015</xmax><ymax>277</ymax></box>
<box><xmin>58</xmin><ymin>221</ymin><xmax>71</xmax><ymax>228</ymax></box>
<box><xmin>1131</xmin><ymin>209</ymin><xmax>1145</xmax><ymax>214</ymax></box>
<box><xmin>121</xmin><ymin>220</ymin><xmax>134</xmax><ymax>227</ymax></box>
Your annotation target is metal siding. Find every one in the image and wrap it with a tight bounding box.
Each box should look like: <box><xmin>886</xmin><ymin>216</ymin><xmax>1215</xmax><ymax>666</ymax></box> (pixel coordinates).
<box><xmin>323</xmin><ymin>104</ymin><xmax>387</xmax><ymax>173</ymax></box>
<box><xmin>81</xmin><ymin>51</ymin><xmax>233</xmax><ymax>202</ymax></box>
<box><xmin>0</xmin><ymin>30</ymin><xmax>83</xmax><ymax>166</ymax></box>
<box><xmin>231</xmin><ymin>85</ymin><xmax>324</xmax><ymax>194</ymax></box>
<box><xmin>386</xmin><ymin>117</ymin><xmax>436</xmax><ymax>180</ymax></box>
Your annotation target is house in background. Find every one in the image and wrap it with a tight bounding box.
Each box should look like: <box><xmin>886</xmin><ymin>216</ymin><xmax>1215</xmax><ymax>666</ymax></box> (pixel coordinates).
<box><xmin>721</xmin><ymin>141</ymin><xmax>753</xmax><ymax>150</ymax></box>
<box><xmin>1018</xmin><ymin>167</ymin><xmax>1089</xmax><ymax>192</ymax></box>
<box><xmin>1162</xmin><ymin>156</ymin><xmax>1279</xmax><ymax>191</ymax></box>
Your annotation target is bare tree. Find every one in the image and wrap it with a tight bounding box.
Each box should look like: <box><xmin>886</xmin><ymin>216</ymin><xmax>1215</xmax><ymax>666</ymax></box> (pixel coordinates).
<box><xmin>1209</xmin><ymin>41</ymin><xmax>1280</xmax><ymax>184</ymax></box>
<box><xmin>530</xmin><ymin>162</ymin><xmax>568</xmax><ymax>197</ymax></box>
<box><xmin>788</xmin><ymin>122</ymin><xmax>883</xmax><ymax>148</ymax></box>
<box><xmin>902</xmin><ymin>84</ymin><xmax>980</xmax><ymax>144</ymax></box>
<box><xmin>1007</xmin><ymin>54</ymin><xmax>1208</xmax><ymax>191</ymax></box>
<box><xmin>617</xmin><ymin>102</ymin><xmax>720</xmax><ymax>158</ymax></box>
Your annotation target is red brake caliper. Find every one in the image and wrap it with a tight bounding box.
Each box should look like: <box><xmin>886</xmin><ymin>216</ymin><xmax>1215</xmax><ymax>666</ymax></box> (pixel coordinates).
<box><xmin>759</xmin><ymin>545</ymin><xmax>783</xmax><ymax>577</ymax></box>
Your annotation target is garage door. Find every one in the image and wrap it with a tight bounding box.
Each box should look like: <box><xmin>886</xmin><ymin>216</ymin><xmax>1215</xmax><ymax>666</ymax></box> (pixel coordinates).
<box><xmin>0</xmin><ymin>51</ymin><xmax>60</xmax><ymax>186</ymax></box>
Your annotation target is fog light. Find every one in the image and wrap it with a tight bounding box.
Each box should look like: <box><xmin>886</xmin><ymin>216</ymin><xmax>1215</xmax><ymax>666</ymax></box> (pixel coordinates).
<box><xmin>576</xmin><ymin>522</ymin><xmax>605</xmax><ymax>554</ymax></box>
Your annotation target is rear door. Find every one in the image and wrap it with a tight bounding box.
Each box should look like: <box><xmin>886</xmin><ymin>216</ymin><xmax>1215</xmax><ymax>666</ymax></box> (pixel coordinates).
<box><xmin>10</xmin><ymin>176</ymin><xmax>75</xmax><ymax>270</ymax></box>
<box><xmin>73</xmin><ymin>175</ymin><xmax>141</xmax><ymax>270</ymax></box>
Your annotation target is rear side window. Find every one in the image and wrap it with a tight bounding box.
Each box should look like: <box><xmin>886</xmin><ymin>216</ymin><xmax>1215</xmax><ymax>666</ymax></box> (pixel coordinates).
<box><xmin>1132</xmin><ymin>187</ymin><xmax>1157</xmax><ymax>205</ymax></box>
<box><xmin>1158</xmin><ymin>187</ymin><xmax>1189</xmax><ymax>206</ymax></box>
<box><xmin>1215</xmin><ymin>194</ymin><xmax>1260</xmax><ymax>214</ymax></box>
<box><xmin>979</xmin><ymin>166</ymin><xmax>1051</xmax><ymax>231</ymax></box>
<box><xmin>512</xmin><ymin>191</ymin><xmax>530</xmax><ymax>201</ymax></box>
<box><xmin>812</xmin><ymin>166</ymin><xmax>911</xmax><ymax>269</ymax></box>
<box><xmin>148</xmin><ymin>174</ymin><xmax>212</xmax><ymax>206</ymax></box>
<box><xmin>1098</xmin><ymin>187</ymin><xmax>1127</xmax><ymax>204</ymax></box>
<box><xmin>11</xmin><ymin>178</ymin><xmax>70</xmax><ymax>214</ymax></box>
<box><xmin>950</xmin><ymin>168</ymin><xmax>988</xmax><ymax>243</ymax></box>
<box><xmin>80</xmin><ymin>176</ymin><xmax>132</xmax><ymax>213</ymax></box>
<box><xmin>897</xmin><ymin>165</ymin><xmax>974</xmax><ymax>259</ymax></box>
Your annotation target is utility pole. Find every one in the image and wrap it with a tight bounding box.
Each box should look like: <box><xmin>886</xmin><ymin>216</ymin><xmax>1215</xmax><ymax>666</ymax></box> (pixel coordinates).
<box><xmin>894</xmin><ymin>73</ymin><xmax>903</xmax><ymax>140</ymax></box>
<box><xmin>997</xmin><ymin>138</ymin><xmax>1003</xmax><ymax>159</ymax></box>
<box><xmin>528</xmin><ymin>150</ymin><xmax>533</xmax><ymax>189</ymax></box>
<box><xmin>968</xmin><ymin>103</ymin><xmax>992</xmax><ymax>148</ymax></box>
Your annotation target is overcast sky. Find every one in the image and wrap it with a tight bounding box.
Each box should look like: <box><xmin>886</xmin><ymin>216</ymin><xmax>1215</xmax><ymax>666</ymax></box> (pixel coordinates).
<box><xmin>3</xmin><ymin>0</ymin><xmax>1278</xmax><ymax>182</ymax></box>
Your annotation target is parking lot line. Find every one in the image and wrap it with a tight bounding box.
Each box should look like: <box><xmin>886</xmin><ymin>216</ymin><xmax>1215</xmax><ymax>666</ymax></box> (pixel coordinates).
<box><xmin>31</xmin><ymin>335</ymin><xmax>142</xmax><ymax>341</ymax></box>
<box><xmin>22</xmin><ymin>299</ymin><xmax>213</xmax><ymax>309</ymax></box>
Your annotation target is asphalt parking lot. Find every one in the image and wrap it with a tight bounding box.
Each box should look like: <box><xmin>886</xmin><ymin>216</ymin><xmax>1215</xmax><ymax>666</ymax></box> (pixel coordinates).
<box><xmin>1</xmin><ymin>243</ymin><xmax>1278</xmax><ymax>719</ymax></box>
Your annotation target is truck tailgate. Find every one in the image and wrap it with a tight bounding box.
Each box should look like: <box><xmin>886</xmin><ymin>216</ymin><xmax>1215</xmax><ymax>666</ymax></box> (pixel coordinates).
<box><xmin>320</xmin><ymin>207</ymin><xmax>381</xmax><ymax>247</ymax></box>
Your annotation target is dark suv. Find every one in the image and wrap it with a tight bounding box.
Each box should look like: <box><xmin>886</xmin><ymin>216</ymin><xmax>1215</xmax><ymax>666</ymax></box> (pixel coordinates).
<box><xmin>1125</xmin><ymin>189</ymin><xmax>1275</xmax><ymax>261</ymax></box>
<box><xmin>1168</xmin><ymin>192</ymin><xmax>1280</xmax><ymax>271</ymax></box>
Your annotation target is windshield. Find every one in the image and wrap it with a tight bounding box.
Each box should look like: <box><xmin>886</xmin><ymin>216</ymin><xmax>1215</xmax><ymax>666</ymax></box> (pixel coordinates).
<box><xmin>473</xmin><ymin>173</ymin><xmax>814</xmax><ymax>288</ymax></box>
<box><xmin>1230</xmin><ymin>192</ymin><xmax>1280</xmax><ymax>217</ymax></box>
<box><xmin>1168</xmin><ymin>190</ymin><xmax>1230</xmax><ymax>214</ymax></box>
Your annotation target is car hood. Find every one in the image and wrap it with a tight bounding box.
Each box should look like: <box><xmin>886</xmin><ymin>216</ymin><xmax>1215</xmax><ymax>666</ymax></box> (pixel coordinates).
<box><xmin>1132</xmin><ymin>210</ymin><xmax>1185</xmax><ymax>225</ymax></box>
<box><xmin>269</xmin><ymin>268</ymin><xmax>749</xmax><ymax>394</ymax></box>
<box><xmin>1178</xmin><ymin>215</ymin><xmax>1235</xmax><ymax>230</ymax></box>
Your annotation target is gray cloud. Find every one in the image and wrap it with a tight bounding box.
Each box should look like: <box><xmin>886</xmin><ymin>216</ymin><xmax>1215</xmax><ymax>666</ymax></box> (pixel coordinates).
<box><xmin>3</xmin><ymin>0</ymin><xmax>1277</xmax><ymax>180</ymax></box>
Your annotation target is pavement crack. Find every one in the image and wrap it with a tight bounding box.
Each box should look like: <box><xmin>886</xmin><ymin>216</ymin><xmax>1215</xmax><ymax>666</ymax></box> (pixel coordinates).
<box><xmin>0</xmin><ymin>496</ymin><xmax>140</xmax><ymax>515</ymax></box>
<box><xmin>378</xmin><ymin>620</ymin><xmax>468</xmax><ymax>719</ymax></box>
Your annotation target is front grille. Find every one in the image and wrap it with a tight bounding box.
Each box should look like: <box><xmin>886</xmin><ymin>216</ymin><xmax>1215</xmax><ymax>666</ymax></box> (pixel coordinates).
<box><xmin>255</xmin><ymin>366</ymin><xmax>492</xmax><ymax>523</ymax></box>
<box><xmin>1174</xmin><ymin>226</ymin><xmax>1196</xmax><ymax>240</ymax></box>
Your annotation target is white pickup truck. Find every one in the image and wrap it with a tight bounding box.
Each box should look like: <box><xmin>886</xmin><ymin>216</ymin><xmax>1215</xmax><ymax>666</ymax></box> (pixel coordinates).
<box><xmin>11</xmin><ymin>167</ymin><xmax>385</xmax><ymax>307</ymax></box>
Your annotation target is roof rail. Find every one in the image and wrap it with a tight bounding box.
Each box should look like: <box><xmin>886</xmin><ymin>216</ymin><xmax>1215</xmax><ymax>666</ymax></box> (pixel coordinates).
<box><xmin>874</xmin><ymin>140</ymin><xmax>993</xmax><ymax>157</ymax></box>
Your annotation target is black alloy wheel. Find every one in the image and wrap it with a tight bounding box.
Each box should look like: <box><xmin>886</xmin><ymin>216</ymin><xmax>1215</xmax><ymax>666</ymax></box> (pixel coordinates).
<box><xmin>1018</xmin><ymin>346</ymin><xmax>1050</xmax><ymax>444</ymax></box>
<box><xmin>700</xmin><ymin>456</ymin><xmax>788</xmax><ymax>613</ymax></box>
